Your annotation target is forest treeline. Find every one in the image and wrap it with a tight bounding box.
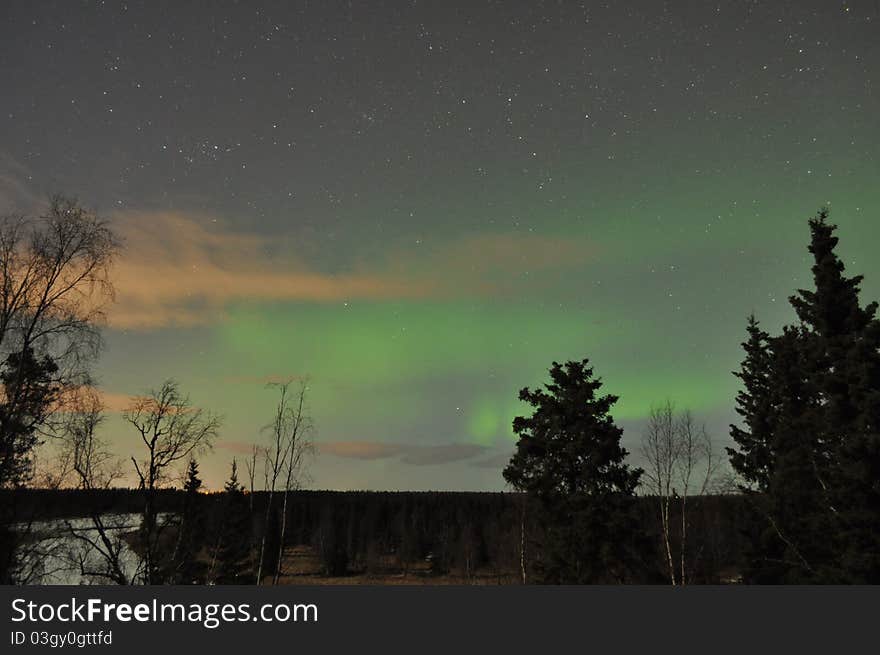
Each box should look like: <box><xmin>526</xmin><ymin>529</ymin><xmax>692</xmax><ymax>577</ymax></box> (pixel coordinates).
<box><xmin>1</xmin><ymin>487</ymin><xmax>748</xmax><ymax>584</ymax></box>
<box><xmin>1</xmin><ymin>199</ymin><xmax>879</xmax><ymax>584</ymax></box>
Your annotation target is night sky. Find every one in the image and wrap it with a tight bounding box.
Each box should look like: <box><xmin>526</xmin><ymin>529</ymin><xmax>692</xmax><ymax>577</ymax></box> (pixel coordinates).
<box><xmin>1</xmin><ymin>1</ymin><xmax>878</xmax><ymax>490</ymax></box>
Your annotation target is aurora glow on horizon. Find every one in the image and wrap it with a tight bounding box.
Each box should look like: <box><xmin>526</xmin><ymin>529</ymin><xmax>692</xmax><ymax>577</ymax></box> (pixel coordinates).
<box><xmin>2</xmin><ymin>1</ymin><xmax>879</xmax><ymax>490</ymax></box>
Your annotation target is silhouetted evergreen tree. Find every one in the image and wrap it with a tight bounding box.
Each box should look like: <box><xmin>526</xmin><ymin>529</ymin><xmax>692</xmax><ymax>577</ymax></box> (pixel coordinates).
<box><xmin>503</xmin><ymin>359</ymin><xmax>643</xmax><ymax>583</ymax></box>
<box><xmin>790</xmin><ymin>211</ymin><xmax>880</xmax><ymax>581</ymax></box>
<box><xmin>730</xmin><ymin>323</ymin><xmax>821</xmax><ymax>581</ymax></box>
<box><xmin>729</xmin><ymin>209</ymin><xmax>880</xmax><ymax>582</ymax></box>
<box><xmin>728</xmin><ymin>315</ymin><xmax>774</xmax><ymax>493</ymax></box>
<box><xmin>0</xmin><ymin>349</ymin><xmax>61</xmax><ymax>583</ymax></box>
<box><xmin>0</xmin><ymin>347</ymin><xmax>60</xmax><ymax>488</ymax></box>
<box><xmin>215</xmin><ymin>461</ymin><xmax>252</xmax><ymax>584</ymax></box>
<box><xmin>171</xmin><ymin>458</ymin><xmax>207</xmax><ymax>583</ymax></box>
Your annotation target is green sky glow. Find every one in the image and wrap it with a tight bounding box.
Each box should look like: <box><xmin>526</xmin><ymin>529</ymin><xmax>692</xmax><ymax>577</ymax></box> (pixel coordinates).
<box><xmin>4</xmin><ymin>1</ymin><xmax>879</xmax><ymax>490</ymax></box>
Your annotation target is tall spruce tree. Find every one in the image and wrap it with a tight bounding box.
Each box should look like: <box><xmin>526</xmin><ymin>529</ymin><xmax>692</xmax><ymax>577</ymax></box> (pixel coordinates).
<box><xmin>789</xmin><ymin>211</ymin><xmax>880</xmax><ymax>581</ymax></box>
<box><xmin>172</xmin><ymin>458</ymin><xmax>207</xmax><ymax>583</ymax></box>
<box><xmin>729</xmin><ymin>209</ymin><xmax>880</xmax><ymax>582</ymax></box>
<box><xmin>728</xmin><ymin>315</ymin><xmax>774</xmax><ymax>493</ymax></box>
<box><xmin>503</xmin><ymin>359</ymin><xmax>643</xmax><ymax>583</ymax></box>
<box><xmin>215</xmin><ymin>460</ymin><xmax>252</xmax><ymax>584</ymax></box>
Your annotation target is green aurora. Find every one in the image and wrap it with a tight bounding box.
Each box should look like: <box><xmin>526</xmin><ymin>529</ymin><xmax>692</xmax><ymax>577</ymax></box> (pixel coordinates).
<box><xmin>2</xmin><ymin>1</ymin><xmax>878</xmax><ymax>489</ymax></box>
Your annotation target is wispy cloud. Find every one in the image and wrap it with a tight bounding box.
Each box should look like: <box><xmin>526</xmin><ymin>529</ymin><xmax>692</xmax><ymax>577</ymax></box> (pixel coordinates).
<box><xmin>4</xmin><ymin>194</ymin><xmax>596</xmax><ymax>330</ymax></box>
<box><xmin>319</xmin><ymin>440</ymin><xmax>489</xmax><ymax>466</ymax></box>
<box><xmin>98</xmin><ymin>390</ymin><xmax>139</xmax><ymax>413</ymax></box>
<box><xmin>95</xmin><ymin>388</ymin><xmax>208</xmax><ymax>416</ymax></box>
<box><xmin>103</xmin><ymin>209</ymin><xmax>597</xmax><ymax>329</ymax></box>
<box><xmin>109</xmin><ymin>210</ymin><xmax>436</xmax><ymax>329</ymax></box>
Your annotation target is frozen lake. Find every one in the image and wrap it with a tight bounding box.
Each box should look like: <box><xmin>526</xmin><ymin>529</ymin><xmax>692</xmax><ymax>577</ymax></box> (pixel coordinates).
<box><xmin>14</xmin><ymin>513</ymin><xmax>157</xmax><ymax>585</ymax></box>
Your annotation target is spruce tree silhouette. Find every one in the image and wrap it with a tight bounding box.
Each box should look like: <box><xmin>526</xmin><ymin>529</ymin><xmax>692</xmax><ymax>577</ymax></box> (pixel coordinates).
<box><xmin>215</xmin><ymin>460</ymin><xmax>252</xmax><ymax>584</ymax></box>
<box><xmin>503</xmin><ymin>359</ymin><xmax>643</xmax><ymax>583</ymax></box>
<box><xmin>729</xmin><ymin>209</ymin><xmax>880</xmax><ymax>583</ymax></box>
<box><xmin>728</xmin><ymin>315</ymin><xmax>774</xmax><ymax>493</ymax></box>
<box><xmin>171</xmin><ymin>458</ymin><xmax>207</xmax><ymax>584</ymax></box>
<box><xmin>0</xmin><ymin>347</ymin><xmax>61</xmax><ymax>488</ymax></box>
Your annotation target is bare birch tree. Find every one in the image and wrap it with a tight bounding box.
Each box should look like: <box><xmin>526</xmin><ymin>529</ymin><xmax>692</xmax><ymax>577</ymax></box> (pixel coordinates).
<box><xmin>255</xmin><ymin>378</ymin><xmax>314</xmax><ymax>584</ymax></box>
<box><xmin>640</xmin><ymin>401</ymin><xmax>721</xmax><ymax>585</ymax></box>
<box><xmin>58</xmin><ymin>386</ymin><xmax>139</xmax><ymax>584</ymax></box>
<box><xmin>124</xmin><ymin>380</ymin><xmax>221</xmax><ymax>584</ymax></box>
<box><xmin>273</xmin><ymin>379</ymin><xmax>314</xmax><ymax>584</ymax></box>
<box><xmin>255</xmin><ymin>385</ymin><xmax>289</xmax><ymax>584</ymax></box>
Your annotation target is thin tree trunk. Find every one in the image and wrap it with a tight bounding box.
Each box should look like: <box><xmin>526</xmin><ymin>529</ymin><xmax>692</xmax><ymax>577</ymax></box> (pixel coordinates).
<box><xmin>680</xmin><ymin>494</ymin><xmax>688</xmax><ymax>585</ymax></box>
<box><xmin>273</xmin><ymin>489</ymin><xmax>289</xmax><ymax>585</ymax></box>
<box><xmin>256</xmin><ymin>489</ymin><xmax>274</xmax><ymax>584</ymax></box>
<box><xmin>660</xmin><ymin>494</ymin><xmax>676</xmax><ymax>585</ymax></box>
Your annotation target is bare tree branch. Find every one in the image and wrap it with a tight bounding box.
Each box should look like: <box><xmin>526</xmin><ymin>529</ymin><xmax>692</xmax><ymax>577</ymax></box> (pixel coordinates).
<box><xmin>640</xmin><ymin>401</ymin><xmax>724</xmax><ymax>585</ymax></box>
<box><xmin>123</xmin><ymin>379</ymin><xmax>221</xmax><ymax>584</ymax></box>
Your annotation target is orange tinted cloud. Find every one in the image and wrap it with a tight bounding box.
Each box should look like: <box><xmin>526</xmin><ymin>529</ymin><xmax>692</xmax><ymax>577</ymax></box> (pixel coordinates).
<box><xmin>99</xmin><ymin>390</ymin><xmax>139</xmax><ymax>413</ymax></box>
<box><xmin>109</xmin><ymin>210</ymin><xmax>436</xmax><ymax>329</ymax></box>
<box><xmin>319</xmin><ymin>440</ymin><xmax>488</xmax><ymax>466</ymax></box>
<box><xmin>219</xmin><ymin>439</ymin><xmax>485</xmax><ymax>466</ymax></box>
<box><xmin>96</xmin><ymin>389</ymin><xmax>204</xmax><ymax>415</ymax></box>
<box><xmin>107</xmin><ymin>210</ymin><xmax>596</xmax><ymax>329</ymax></box>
